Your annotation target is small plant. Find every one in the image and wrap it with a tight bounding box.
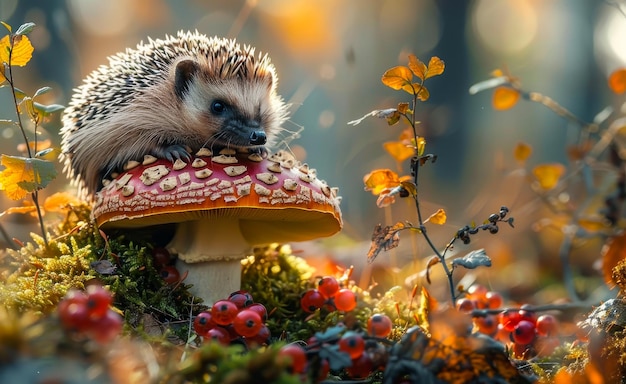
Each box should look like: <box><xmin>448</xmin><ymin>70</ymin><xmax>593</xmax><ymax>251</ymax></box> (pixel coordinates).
<box><xmin>0</xmin><ymin>21</ymin><xmax>64</xmax><ymax>246</ymax></box>
<box><xmin>350</xmin><ymin>55</ymin><xmax>513</xmax><ymax>303</ymax></box>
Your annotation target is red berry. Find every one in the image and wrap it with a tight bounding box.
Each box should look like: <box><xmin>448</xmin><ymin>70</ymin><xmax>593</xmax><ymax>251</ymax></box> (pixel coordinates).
<box><xmin>246</xmin><ymin>324</ymin><xmax>271</xmax><ymax>346</ymax></box>
<box><xmin>160</xmin><ymin>266</ymin><xmax>180</xmax><ymax>285</ymax></box>
<box><xmin>518</xmin><ymin>305</ymin><xmax>537</xmax><ymax>324</ymax></box>
<box><xmin>474</xmin><ymin>315</ymin><xmax>498</xmax><ymax>335</ymax></box>
<box><xmin>246</xmin><ymin>303</ymin><xmax>268</xmax><ymax>322</ymax></box>
<box><xmin>89</xmin><ymin>310</ymin><xmax>123</xmax><ymax>344</ymax></box>
<box><xmin>339</xmin><ymin>331</ymin><xmax>365</xmax><ymax>359</ymax></box>
<box><xmin>512</xmin><ymin>320</ymin><xmax>536</xmax><ymax>345</ymax></box>
<box><xmin>58</xmin><ymin>290</ymin><xmax>90</xmax><ymax>332</ymax></box>
<box><xmin>455</xmin><ymin>298</ymin><xmax>475</xmax><ymax>313</ymax></box>
<box><xmin>498</xmin><ymin>309</ymin><xmax>522</xmax><ymax>332</ymax></box>
<box><xmin>228</xmin><ymin>290</ymin><xmax>254</xmax><ymax>309</ymax></box>
<box><xmin>318</xmin><ymin>276</ymin><xmax>340</xmax><ymax>298</ymax></box>
<box><xmin>204</xmin><ymin>327</ymin><xmax>230</xmax><ymax>345</ymax></box>
<box><xmin>346</xmin><ymin>352</ymin><xmax>373</xmax><ymax>379</ymax></box>
<box><xmin>466</xmin><ymin>284</ymin><xmax>488</xmax><ymax>301</ymax></box>
<box><xmin>367</xmin><ymin>314</ymin><xmax>393</xmax><ymax>338</ymax></box>
<box><xmin>334</xmin><ymin>288</ymin><xmax>357</xmax><ymax>312</ymax></box>
<box><xmin>211</xmin><ymin>300</ymin><xmax>239</xmax><ymax>326</ymax></box>
<box><xmin>193</xmin><ymin>311</ymin><xmax>215</xmax><ymax>335</ymax></box>
<box><xmin>278</xmin><ymin>344</ymin><xmax>307</xmax><ymax>374</ymax></box>
<box><xmin>86</xmin><ymin>285</ymin><xmax>113</xmax><ymax>319</ymax></box>
<box><xmin>535</xmin><ymin>314</ymin><xmax>558</xmax><ymax>337</ymax></box>
<box><xmin>232</xmin><ymin>309</ymin><xmax>263</xmax><ymax>338</ymax></box>
<box><xmin>485</xmin><ymin>291</ymin><xmax>503</xmax><ymax>309</ymax></box>
<box><xmin>152</xmin><ymin>247</ymin><xmax>172</xmax><ymax>268</ymax></box>
<box><xmin>301</xmin><ymin>289</ymin><xmax>326</xmax><ymax>313</ymax></box>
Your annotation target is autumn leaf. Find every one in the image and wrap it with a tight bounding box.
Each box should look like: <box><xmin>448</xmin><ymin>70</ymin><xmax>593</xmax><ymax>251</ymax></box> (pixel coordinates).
<box><xmin>532</xmin><ymin>163</ymin><xmax>566</xmax><ymax>190</ymax></box>
<box><xmin>43</xmin><ymin>192</ymin><xmax>83</xmax><ymax>213</ymax></box>
<box><xmin>383</xmin><ymin>141</ymin><xmax>415</xmax><ymax>163</ymax></box>
<box><xmin>397</xmin><ymin>102</ymin><xmax>410</xmax><ymax>114</ymax></box>
<box><xmin>417</xmin><ymin>85</ymin><xmax>430</xmax><ymax>101</ymax></box>
<box><xmin>425</xmin><ymin>56</ymin><xmax>445</xmax><ymax>79</ymax></box>
<box><xmin>0</xmin><ymin>155</ymin><xmax>57</xmax><ymax>200</ymax></box>
<box><xmin>492</xmin><ymin>86</ymin><xmax>520</xmax><ymax>110</ymax></box>
<box><xmin>601</xmin><ymin>232</ymin><xmax>626</xmax><ymax>289</ymax></box>
<box><xmin>0</xmin><ymin>34</ymin><xmax>34</xmax><ymax>67</ymax></box>
<box><xmin>513</xmin><ymin>142</ymin><xmax>532</xmax><ymax>164</ymax></box>
<box><xmin>367</xmin><ymin>223</ymin><xmax>405</xmax><ymax>263</ymax></box>
<box><xmin>408</xmin><ymin>54</ymin><xmax>428</xmax><ymax>80</ymax></box>
<box><xmin>414</xmin><ymin>136</ymin><xmax>426</xmax><ymax>156</ymax></box>
<box><xmin>0</xmin><ymin>204</ymin><xmax>37</xmax><ymax>218</ymax></box>
<box><xmin>425</xmin><ymin>256</ymin><xmax>440</xmax><ymax>285</ymax></box>
<box><xmin>347</xmin><ymin>108</ymin><xmax>399</xmax><ymax>126</ymax></box>
<box><xmin>363</xmin><ymin>169</ymin><xmax>402</xmax><ymax>195</ymax></box>
<box><xmin>426</xmin><ymin>208</ymin><xmax>447</xmax><ymax>225</ymax></box>
<box><xmin>382</xmin><ymin>65</ymin><xmax>413</xmax><ymax>90</ymax></box>
<box><xmin>609</xmin><ymin>68</ymin><xmax>626</xmax><ymax>95</ymax></box>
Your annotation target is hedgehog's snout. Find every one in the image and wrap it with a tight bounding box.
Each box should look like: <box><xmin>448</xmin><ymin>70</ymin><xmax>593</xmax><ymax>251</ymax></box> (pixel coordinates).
<box><xmin>249</xmin><ymin>130</ymin><xmax>267</xmax><ymax>145</ymax></box>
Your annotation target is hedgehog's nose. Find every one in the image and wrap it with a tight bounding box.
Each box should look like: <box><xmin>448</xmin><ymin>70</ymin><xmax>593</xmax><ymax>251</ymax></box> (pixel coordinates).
<box><xmin>249</xmin><ymin>130</ymin><xmax>267</xmax><ymax>145</ymax></box>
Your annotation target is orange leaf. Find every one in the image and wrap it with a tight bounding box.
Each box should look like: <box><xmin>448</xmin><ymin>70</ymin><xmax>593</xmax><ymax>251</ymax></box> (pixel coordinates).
<box><xmin>532</xmin><ymin>163</ymin><xmax>566</xmax><ymax>190</ymax></box>
<box><xmin>427</xmin><ymin>208</ymin><xmax>447</xmax><ymax>225</ymax></box>
<box><xmin>417</xmin><ymin>85</ymin><xmax>430</xmax><ymax>101</ymax></box>
<box><xmin>492</xmin><ymin>87</ymin><xmax>520</xmax><ymax>110</ymax></box>
<box><xmin>0</xmin><ymin>35</ymin><xmax>33</xmax><ymax>67</ymax></box>
<box><xmin>43</xmin><ymin>192</ymin><xmax>83</xmax><ymax>213</ymax></box>
<box><xmin>382</xmin><ymin>66</ymin><xmax>413</xmax><ymax>91</ymax></box>
<box><xmin>2</xmin><ymin>205</ymin><xmax>37</xmax><ymax>216</ymax></box>
<box><xmin>608</xmin><ymin>68</ymin><xmax>626</xmax><ymax>94</ymax></box>
<box><xmin>363</xmin><ymin>169</ymin><xmax>402</xmax><ymax>195</ymax></box>
<box><xmin>383</xmin><ymin>141</ymin><xmax>415</xmax><ymax>163</ymax></box>
<box><xmin>601</xmin><ymin>232</ymin><xmax>626</xmax><ymax>289</ymax></box>
<box><xmin>408</xmin><ymin>54</ymin><xmax>427</xmax><ymax>80</ymax></box>
<box><xmin>513</xmin><ymin>142</ymin><xmax>532</xmax><ymax>164</ymax></box>
<box><xmin>425</xmin><ymin>56</ymin><xmax>445</xmax><ymax>79</ymax></box>
<box><xmin>397</xmin><ymin>102</ymin><xmax>410</xmax><ymax>114</ymax></box>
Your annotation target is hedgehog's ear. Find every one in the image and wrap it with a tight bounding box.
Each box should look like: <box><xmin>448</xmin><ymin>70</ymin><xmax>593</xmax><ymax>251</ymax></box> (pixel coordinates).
<box><xmin>174</xmin><ymin>59</ymin><xmax>200</xmax><ymax>99</ymax></box>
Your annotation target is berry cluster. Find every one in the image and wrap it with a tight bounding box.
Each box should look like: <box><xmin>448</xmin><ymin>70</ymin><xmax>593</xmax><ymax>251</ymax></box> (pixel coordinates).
<box><xmin>300</xmin><ymin>276</ymin><xmax>358</xmax><ymax>313</ymax></box>
<box><xmin>57</xmin><ymin>284</ymin><xmax>123</xmax><ymax>343</ymax></box>
<box><xmin>193</xmin><ymin>290</ymin><xmax>270</xmax><ymax>347</ymax></box>
<box><xmin>152</xmin><ymin>247</ymin><xmax>181</xmax><ymax>285</ymax></box>
<box><xmin>456</xmin><ymin>284</ymin><xmax>560</xmax><ymax>358</ymax></box>
<box><xmin>277</xmin><ymin>313</ymin><xmax>394</xmax><ymax>382</ymax></box>
<box><xmin>455</xmin><ymin>206</ymin><xmax>513</xmax><ymax>244</ymax></box>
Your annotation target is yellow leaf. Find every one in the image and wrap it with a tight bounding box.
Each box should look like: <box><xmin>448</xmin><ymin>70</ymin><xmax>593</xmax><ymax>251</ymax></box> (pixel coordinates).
<box><xmin>414</xmin><ymin>136</ymin><xmax>426</xmax><ymax>156</ymax></box>
<box><xmin>491</xmin><ymin>68</ymin><xmax>504</xmax><ymax>77</ymax></box>
<box><xmin>2</xmin><ymin>205</ymin><xmax>36</xmax><ymax>216</ymax></box>
<box><xmin>383</xmin><ymin>141</ymin><xmax>415</xmax><ymax>163</ymax></box>
<box><xmin>427</xmin><ymin>208</ymin><xmax>447</xmax><ymax>225</ymax></box>
<box><xmin>513</xmin><ymin>142</ymin><xmax>532</xmax><ymax>164</ymax></box>
<box><xmin>609</xmin><ymin>68</ymin><xmax>626</xmax><ymax>95</ymax></box>
<box><xmin>363</xmin><ymin>169</ymin><xmax>402</xmax><ymax>195</ymax></box>
<box><xmin>43</xmin><ymin>192</ymin><xmax>83</xmax><ymax>213</ymax></box>
<box><xmin>492</xmin><ymin>87</ymin><xmax>520</xmax><ymax>110</ymax></box>
<box><xmin>0</xmin><ymin>155</ymin><xmax>34</xmax><ymax>200</ymax></box>
<box><xmin>0</xmin><ymin>35</ymin><xmax>33</xmax><ymax>67</ymax></box>
<box><xmin>408</xmin><ymin>54</ymin><xmax>427</xmax><ymax>80</ymax></box>
<box><xmin>417</xmin><ymin>86</ymin><xmax>430</xmax><ymax>101</ymax></box>
<box><xmin>532</xmin><ymin>163</ymin><xmax>566</xmax><ymax>190</ymax></box>
<box><xmin>397</xmin><ymin>102</ymin><xmax>410</xmax><ymax>114</ymax></box>
<box><xmin>425</xmin><ymin>56</ymin><xmax>445</xmax><ymax>79</ymax></box>
<box><xmin>382</xmin><ymin>66</ymin><xmax>413</xmax><ymax>91</ymax></box>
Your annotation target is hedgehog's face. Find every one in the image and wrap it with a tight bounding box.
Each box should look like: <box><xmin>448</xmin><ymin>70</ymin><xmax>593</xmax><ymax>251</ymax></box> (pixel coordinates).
<box><xmin>174</xmin><ymin>59</ymin><xmax>285</xmax><ymax>151</ymax></box>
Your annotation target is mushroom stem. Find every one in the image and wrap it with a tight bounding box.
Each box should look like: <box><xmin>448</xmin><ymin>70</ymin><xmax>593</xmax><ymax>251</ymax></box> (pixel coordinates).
<box><xmin>169</xmin><ymin>217</ymin><xmax>250</xmax><ymax>305</ymax></box>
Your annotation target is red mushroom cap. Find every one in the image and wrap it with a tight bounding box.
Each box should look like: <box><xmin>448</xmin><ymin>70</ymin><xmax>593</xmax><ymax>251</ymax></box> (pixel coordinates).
<box><xmin>92</xmin><ymin>149</ymin><xmax>342</xmax><ymax>245</ymax></box>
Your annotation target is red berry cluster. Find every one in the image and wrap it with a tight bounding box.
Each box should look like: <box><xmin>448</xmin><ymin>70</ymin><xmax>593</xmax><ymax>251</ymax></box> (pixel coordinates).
<box><xmin>455</xmin><ymin>284</ymin><xmax>560</xmax><ymax>358</ymax></box>
<box><xmin>300</xmin><ymin>276</ymin><xmax>357</xmax><ymax>313</ymax></box>
<box><xmin>495</xmin><ymin>308</ymin><xmax>560</xmax><ymax>358</ymax></box>
<box><xmin>57</xmin><ymin>284</ymin><xmax>123</xmax><ymax>344</ymax></box>
<box><xmin>152</xmin><ymin>247</ymin><xmax>180</xmax><ymax>285</ymax></box>
<box><xmin>193</xmin><ymin>290</ymin><xmax>270</xmax><ymax>347</ymax></box>
<box><xmin>278</xmin><ymin>313</ymin><xmax>394</xmax><ymax>382</ymax></box>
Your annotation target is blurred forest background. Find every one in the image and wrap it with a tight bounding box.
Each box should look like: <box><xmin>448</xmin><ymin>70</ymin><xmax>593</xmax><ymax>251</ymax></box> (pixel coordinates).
<box><xmin>0</xmin><ymin>0</ymin><xmax>624</xmax><ymax>302</ymax></box>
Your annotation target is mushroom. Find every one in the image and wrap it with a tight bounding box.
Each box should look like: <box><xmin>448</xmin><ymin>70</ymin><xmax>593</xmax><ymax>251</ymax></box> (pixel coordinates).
<box><xmin>92</xmin><ymin>149</ymin><xmax>342</xmax><ymax>305</ymax></box>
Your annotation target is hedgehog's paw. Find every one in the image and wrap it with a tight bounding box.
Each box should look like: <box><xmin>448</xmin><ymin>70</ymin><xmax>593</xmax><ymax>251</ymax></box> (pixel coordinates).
<box><xmin>156</xmin><ymin>144</ymin><xmax>192</xmax><ymax>163</ymax></box>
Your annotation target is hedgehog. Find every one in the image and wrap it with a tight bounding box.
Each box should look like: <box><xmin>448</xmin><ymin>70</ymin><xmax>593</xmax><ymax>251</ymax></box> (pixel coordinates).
<box><xmin>60</xmin><ymin>30</ymin><xmax>289</xmax><ymax>198</ymax></box>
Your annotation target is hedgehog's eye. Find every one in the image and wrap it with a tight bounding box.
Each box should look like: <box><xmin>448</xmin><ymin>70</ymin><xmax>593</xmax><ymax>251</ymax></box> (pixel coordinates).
<box><xmin>210</xmin><ymin>100</ymin><xmax>227</xmax><ymax>115</ymax></box>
